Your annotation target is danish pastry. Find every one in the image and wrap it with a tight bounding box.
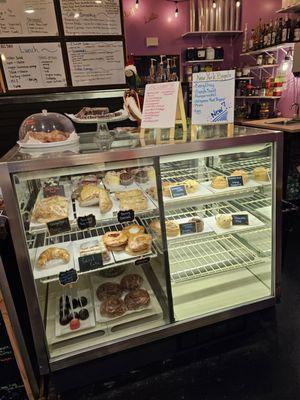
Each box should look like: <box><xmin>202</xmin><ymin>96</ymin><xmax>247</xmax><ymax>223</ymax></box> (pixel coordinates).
<box><xmin>32</xmin><ymin>195</ymin><xmax>69</xmax><ymax>223</ymax></box>
<box><xmin>115</xmin><ymin>189</ymin><xmax>143</xmax><ymax>201</ymax></box>
<box><xmin>37</xmin><ymin>247</ymin><xmax>70</xmax><ymax>268</ymax></box>
<box><xmin>231</xmin><ymin>170</ymin><xmax>249</xmax><ymax>184</ymax></box>
<box><xmin>122</xmin><ymin>224</ymin><xmax>145</xmax><ymax>237</ymax></box>
<box><xmin>215</xmin><ymin>214</ymin><xmax>232</xmax><ymax>229</ymax></box>
<box><xmin>253</xmin><ymin>167</ymin><xmax>269</xmax><ymax>182</ymax></box>
<box><xmin>79</xmin><ymin>185</ymin><xmax>100</xmax><ymax>206</ymax></box>
<box><xmin>99</xmin><ymin>188</ymin><xmax>113</xmax><ymax>214</ymax></box>
<box><xmin>124</xmin><ymin>289</ymin><xmax>150</xmax><ymax>310</ymax></box>
<box><xmin>125</xmin><ymin>233</ymin><xmax>152</xmax><ymax>256</ymax></box>
<box><xmin>100</xmin><ymin>296</ymin><xmax>126</xmax><ymax>318</ymax></box>
<box><xmin>96</xmin><ymin>282</ymin><xmax>122</xmax><ymax>301</ymax></box>
<box><xmin>211</xmin><ymin>176</ymin><xmax>228</xmax><ymax>189</ymax></box>
<box><xmin>121</xmin><ymin>274</ymin><xmax>143</xmax><ymax>291</ymax></box>
<box><xmin>103</xmin><ymin>231</ymin><xmax>128</xmax><ymax>251</ymax></box>
<box><xmin>150</xmin><ymin>220</ymin><xmax>180</xmax><ymax>237</ymax></box>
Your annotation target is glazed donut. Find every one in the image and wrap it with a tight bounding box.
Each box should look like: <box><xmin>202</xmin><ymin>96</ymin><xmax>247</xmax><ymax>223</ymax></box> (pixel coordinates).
<box><xmin>100</xmin><ymin>296</ymin><xmax>127</xmax><ymax>318</ymax></box>
<box><xmin>96</xmin><ymin>282</ymin><xmax>123</xmax><ymax>301</ymax></box>
<box><xmin>103</xmin><ymin>231</ymin><xmax>128</xmax><ymax>251</ymax></box>
<box><xmin>121</xmin><ymin>274</ymin><xmax>143</xmax><ymax>291</ymax></box>
<box><xmin>124</xmin><ymin>289</ymin><xmax>150</xmax><ymax>310</ymax></box>
<box><xmin>122</xmin><ymin>224</ymin><xmax>145</xmax><ymax>237</ymax></box>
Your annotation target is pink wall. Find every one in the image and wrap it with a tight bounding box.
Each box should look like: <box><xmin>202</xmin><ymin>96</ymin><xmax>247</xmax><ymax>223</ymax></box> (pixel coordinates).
<box><xmin>123</xmin><ymin>0</ymin><xmax>299</xmax><ymax>117</ymax></box>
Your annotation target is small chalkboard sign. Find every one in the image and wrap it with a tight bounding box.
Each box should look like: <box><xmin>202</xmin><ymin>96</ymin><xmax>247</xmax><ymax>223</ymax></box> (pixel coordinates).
<box><xmin>59</xmin><ymin>269</ymin><xmax>78</xmax><ymax>286</ymax></box>
<box><xmin>170</xmin><ymin>185</ymin><xmax>187</xmax><ymax>199</ymax></box>
<box><xmin>77</xmin><ymin>214</ymin><xmax>96</xmax><ymax>230</ymax></box>
<box><xmin>47</xmin><ymin>218</ymin><xmax>71</xmax><ymax>236</ymax></box>
<box><xmin>118</xmin><ymin>210</ymin><xmax>135</xmax><ymax>223</ymax></box>
<box><xmin>179</xmin><ymin>221</ymin><xmax>197</xmax><ymax>236</ymax></box>
<box><xmin>135</xmin><ymin>257</ymin><xmax>150</xmax><ymax>266</ymax></box>
<box><xmin>43</xmin><ymin>185</ymin><xmax>65</xmax><ymax>198</ymax></box>
<box><xmin>227</xmin><ymin>176</ymin><xmax>244</xmax><ymax>187</ymax></box>
<box><xmin>79</xmin><ymin>253</ymin><xmax>103</xmax><ymax>272</ymax></box>
<box><xmin>232</xmin><ymin>214</ymin><xmax>249</xmax><ymax>226</ymax></box>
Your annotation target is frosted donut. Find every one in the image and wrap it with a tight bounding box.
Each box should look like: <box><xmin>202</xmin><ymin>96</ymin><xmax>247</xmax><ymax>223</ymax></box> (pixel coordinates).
<box><xmin>124</xmin><ymin>289</ymin><xmax>150</xmax><ymax>310</ymax></box>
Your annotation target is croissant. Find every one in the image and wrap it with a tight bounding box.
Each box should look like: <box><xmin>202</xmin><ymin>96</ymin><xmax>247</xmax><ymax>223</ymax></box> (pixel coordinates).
<box><xmin>37</xmin><ymin>247</ymin><xmax>70</xmax><ymax>268</ymax></box>
<box><xmin>99</xmin><ymin>188</ymin><xmax>113</xmax><ymax>214</ymax></box>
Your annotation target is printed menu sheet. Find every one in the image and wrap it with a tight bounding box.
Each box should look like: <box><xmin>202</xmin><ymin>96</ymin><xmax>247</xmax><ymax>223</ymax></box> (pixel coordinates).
<box><xmin>0</xmin><ymin>0</ymin><xmax>58</xmax><ymax>37</ymax></box>
<box><xmin>60</xmin><ymin>0</ymin><xmax>122</xmax><ymax>36</ymax></box>
<box><xmin>67</xmin><ymin>41</ymin><xmax>125</xmax><ymax>86</ymax></box>
<box><xmin>192</xmin><ymin>70</ymin><xmax>235</xmax><ymax>125</ymax></box>
<box><xmin>0</xmin><ymin>43</ymin><xmax>67</xmax><ymax>90</ymax></box>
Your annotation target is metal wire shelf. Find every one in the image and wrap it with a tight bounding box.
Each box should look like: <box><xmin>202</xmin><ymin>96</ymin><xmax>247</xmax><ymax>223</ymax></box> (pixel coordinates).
<box><xmin>214</xmin><ymin>156</ymin><xmax>271</xmax><ymax>176</ymax></box>
<box><xmin>236</xmin><ymin>228</ymin><xmax>271</xmax><ymax>257</ymax></box>
<box><xmin>169</xmin><ymin>234</ymin><xmax>260</xmax><ymax>283</ymax></box>
<box><xmin>231</xmin><ymin>192</ymin><xmax>272</xmax><ymax>214</ymax></box>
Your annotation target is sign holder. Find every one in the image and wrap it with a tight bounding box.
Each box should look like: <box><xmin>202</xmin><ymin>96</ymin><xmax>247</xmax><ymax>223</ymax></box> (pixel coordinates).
<box><xmin>140</xmin><ymin>83</ymin><xmax>187</xmax><ymax>144</ymax></box>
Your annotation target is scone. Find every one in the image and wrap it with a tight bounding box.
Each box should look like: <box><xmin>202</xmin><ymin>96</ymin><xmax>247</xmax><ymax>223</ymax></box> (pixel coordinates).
<box><xmin>253</xmin><ymin>167</ymin><xmax>269</xmax><ymax>182</ymax></box>
<box><xmin>215</xmin><ymin>214</ymin><xmax>232</xmax><ymax>229</ymax></box>
<box><xmin>79</xmin><ymin>185</ymin><xmax>100</xmax><ymax>206</ymax></box>
<box><xmin>183</xmin><ymin>179</ymin><xmax>199</xmax><ymax>194</ymax></box>
<box><xmin>150</xmin><ymin>220</ymin><xmax>180</xmax><ymax>237</ymax></box>
<box><xmin>211</xmin><ymin>176</ymin><xmax>228</xmax><ymax>189</ymax></box>
<box><xmin>231</xmin><ymin>170</ymin><xmax>249</xmax><ymax>184</ymax></box>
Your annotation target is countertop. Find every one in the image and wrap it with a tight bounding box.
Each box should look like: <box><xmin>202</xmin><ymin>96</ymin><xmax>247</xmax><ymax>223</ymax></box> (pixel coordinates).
<box><xmin>238</xmin><ymin>118</ymin><xmax>300</xmax><ymax>133</ymax></box>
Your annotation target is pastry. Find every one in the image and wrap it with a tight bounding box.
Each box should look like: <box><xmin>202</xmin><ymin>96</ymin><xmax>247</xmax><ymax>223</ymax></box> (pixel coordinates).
<box><xmin>122</xmin><ymin>224</ymin><xmax>145</xmax><ymax>237</ymax></box>
<box><xmin>32</xmin><ymin>195</ymin><xmax>68</xmax><ymax>223</ymax></box>
<box><xmin>104</xmin><ymin>171</ymin><xmax>120</xmax><ymax>187</ymax></box>
<box><xmin>121</xmin><ymin>274</ymin><xmax>143</xmax><ymax>291</ymax></box>
<box><xmin>79</xmin><ymin>296</ymin><xmax>88</xmax><ymax>307</ymax></box>
<box><xmin>99</xmin><ymin>266</ymin><xmax>126</xmax><ymax>278</ymax></box>
<box><xmin>120</xmin><ymin>172</ymin><xmax>134</xmax><ymax>186</ymax></box>
<box><xmin>231</xmin><ymin>170</ymin><xmax>249</xmax><ymax>184</ymax></box>
<box><xmin>72</xmin><ymin>298</ymin><xmax>79</xmax><ymax>309</ymax></box>
<box><xmin>162</xmin><ymin>182</ymin><xmax>174</xmax><ymax>197</ymax></box>
<box><xmin>103</xmin><ymin>231</ymin><xmax>128</xmax><ymax>251</ymax></box>
<box><xmin>43</xmin><ymin>180</ymin><xmax>63</xmax><ymax>197</ymax></box>
<box><xmin>144</xmin><ymin>166</ymin><xmax>156</xmax><ymax>181</ymax></box>
<box><xmin>96</xmin><ymin>282</ymin><xmax>123</xmax><ymax>301</ymax></box>
<box><xmin>59</xmin><ymin>312</ymin><xmax>72</xmax><ymax>326</ymax></box>
<box><xmin>120</xmin><ymin>196</ymin><xmax>148</xmax><ymax>212</ymax></box>
<box><xmin>99</xmin><ymin>188</ymin><xmax>113</xmax><ymax>214</ymax></box>
<box><xmin>79</xmin><ymin>185</ymin><xmax>100</xmax><ymax>207</ymax></box>
<box><xmin>147</xmin><ymin>187</ymin><xmax>158</xmax><ymax>200</ymax></box>
<box><xmin>125</xmin><ymin>233</ymin><xmax>152</xmax><ymax>256</ymax></box>
<box><xmin>215</xmin><ymin>214</ymin><xmax>232</xmax><ymax>229</ymax></box>
<box><xmin>75</xmin><ymin>107</ymin><xmax>110</xmax><ymax>119</ymax></box>
<box><xmin>253</xmin><ymin>167</ymin><xmax>269</xmax><ymax>182</ymax></box>
<box><xmin>79</xmin><ymin>309</ymin><xmax>89</xmax><ymax>320</ymax></box>
<box><xmin>80</xmin><ymin>240</ymin><xmax>111</xmax><ymax>262</ymax></box>
<box><xmin>100</xmin><ymin>296</ymin><xmax>127</xmax><ymax>318</ymax></box>
<box><xmin>125</xmin><ymin>289</ymin><xmax>150</xmax><ymax>310</ymax></box>
<box><xmin>37</xmin><ymin>247</ymin><xmax>70</xmax><ymax>268</ymax></box>
<box><xmin>189</xmin><ymin>217</ymin><xmax>204</xmax><ymax>233</ymax></box>
<box><xmin>70</xmin><ymin>318</ymin><xmax>80</xmax><ymax>330</ymax></box>
<box><xmin>115</xmin><ymin>189</ymin><xmax>143</xmax><ymax>201</ymax></box>
<box><xmin>211</xmin><ymin>176</ymin><xmax>228</xmax><ymax>189</ymax></box>
<box><xmin>29</xmin><ymin>130</ymin><xmax>70</xmax><ymax>143</ymax></box>
<box><xmin>81</xmin><ymin>175</ymin><xmax>98</xmax><ymax>186</ymax></box>
<box><xmin>150</xmin><ymin>220</ymin><xmax>180</xmax><ymax>237</ymax></box>
<box><xmin>183</xmin><ymin>179</ymin><xmax>199</xmax><ymax>194</ymax></box>
<box><xmin>135</xmin><ymin>170</ymin><xmax>149</xmax><ymax>183</ymax></box>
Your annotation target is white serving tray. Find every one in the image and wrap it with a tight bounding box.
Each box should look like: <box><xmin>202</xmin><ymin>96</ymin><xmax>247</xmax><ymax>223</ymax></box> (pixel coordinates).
<box><xmin>18</xmin><ymin>132</ymin><xmax>79</xmax><ymax>149</ymax></box>
<box><xmin>33</xmin><ymin>242</ymin><xmax>77</xmax><ymax>280</ymax></box>
<box><xmin>206</xmin><ymin>212</ymin><xmax>264</xmax><ymax>235</ymax></box>
<box><xmin>66</xmin><ymin>109</ymin><xmax>128</xmax><ymax>124</ymax></box>
<box><xmin>73</xmin><ymin>237</ymin><xmax>114</xmax><ymax>269</ymax></box>
<box><xmin>203</xmin><ymin>179</ymin><xmax>262</xmax><ymax>194</ymax></box>
<box><xmin>256</xmin><ymin>206</ymin><xmax>272</xmax><ymax>220</ymax></box>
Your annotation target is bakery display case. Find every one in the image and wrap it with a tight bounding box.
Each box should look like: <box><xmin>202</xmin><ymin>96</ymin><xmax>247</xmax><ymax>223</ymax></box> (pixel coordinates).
<box><xmin>0</xmin><ymin>125</ymin><xmax>283</xmax><ymax>374</ymax></box>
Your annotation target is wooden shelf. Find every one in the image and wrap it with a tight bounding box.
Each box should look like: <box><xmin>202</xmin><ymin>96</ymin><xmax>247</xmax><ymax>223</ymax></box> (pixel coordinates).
<box><xmin>236</xmin><ymin>96</ymin><xmax>281</xmax><ymax>99</ymax></box>
<box><xmin>248</xmin><ymin>64</ymin><xmax>279</xmax><ymax>70</ymax></box>
<box><xmin>236</xmin><ymin>77</ymin><xmax>254</xmax><ymax>80</ymax></box>
<box><xmin>277</xmin><ymin>4</ymin><xmax>300</xmax><ymax>13</ymax></box>
<box><xmin>184</xmin><ymin>59</ymin><xmax>224</xmax><ymax>65</ymax></box>
<box><xmin>182</xmin><ymin>30</ymin><xmax>243</xmax><ymax>38</ymax></box>
<box><xmin>241</xmin><ymin>43</ymin><xmax>294</xmax><ymax>56</ymax></box>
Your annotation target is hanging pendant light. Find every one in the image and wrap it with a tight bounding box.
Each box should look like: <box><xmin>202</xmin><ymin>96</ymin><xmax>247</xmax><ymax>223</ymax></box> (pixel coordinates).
<box><xmin>135</xmin><ymin>0</ymin><xmax>139</xmax><ymax>9</ymax></box>
<box><xmin>175</xmin><ymin>1</ymin><xmax>179</xmax><ymax>17</ymax></box>
<box><xmin>166</xmin><ymin>0</ymin><xmax>188</xmax><ymax>19</ymax></box>
<box><xmin>236</xmin><ymin>0</ymin><xmax>241</xmax><ymax>7</ymax></box>
<box><xmin>212</xmin><ymin>0</ymin><xmax>217</xmax><ymax>9</ymax></box>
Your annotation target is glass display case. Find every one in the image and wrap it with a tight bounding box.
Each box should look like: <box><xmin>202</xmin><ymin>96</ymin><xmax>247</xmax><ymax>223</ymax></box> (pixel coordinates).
<box><xmin>0</xmin><ymin>125</ymin><xmax>283</xmax><ymax>374</ymax></box>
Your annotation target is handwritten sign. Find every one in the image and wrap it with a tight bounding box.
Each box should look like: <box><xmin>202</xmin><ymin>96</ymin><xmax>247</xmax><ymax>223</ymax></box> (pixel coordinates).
<box><xmin>141</xmin><ymin>82</ymin><xmax>180</xmax><ymax>129</ymax></box>
<box><xmin>227</xmin><ymin>176</ymin><xmax>244</xmax><ymax>187</ymax></box>
<box><xmin>179</xmin><ymin>221</ymin><xmax>197</xmax><ymax>235</ymax></box>
<box><xmin>60</xmin><ymin>0</ymin><xmax>122</xmax><ymax>36</ymax></box>
<box><xmin>232</xmin><ymin>214</ymin><xmax>249</xmax><ymax>226</ymax></box>
<box><xmin>117</xmin><ymin>210</ymin><xmax>135</xmax><ymax>223</ymax></box>
<box><xmin>0</xmin><ymin>0</ymin><xmax>58</xmax><ymax>37</ymax></box>
<box><xmin>79</xmin><ymin>253</ymin><xmax>103</xmax><ymax>272</ymax></box>
<box><xmin>192</xmin><ymin>70</ymin><xmax>235</xmax><ymax>125</ymax></box>
<box><xmin>66</xmin><ymin>41</ymin><xmax>125</xmax><ymax>87</ymax></box>
<box><xmin>59</xmin><ymin>269</ymin><xmax>78</xmax><ymax>286</ymax></box>
<box><xmin>170</xmin><ymin>185</ymin><xmax>187</xmax><ymax>199</ymax></box>
<box><xmin>47</xmin><ymin>218</ymin><xmax>71</xmax><ymax>236</ymax></box>
<box><xmin>0</xmin><ymin>43</ymin><xmax>67</xmax><ymax>90</ymax></box>
<box><xmin>77</xmin><ymin>215</ymin><xmax>96</xmax><ymax>230</ymax></box>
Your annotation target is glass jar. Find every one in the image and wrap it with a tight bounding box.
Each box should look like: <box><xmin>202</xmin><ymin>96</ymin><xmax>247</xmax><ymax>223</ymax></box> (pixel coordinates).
<box><xmin>206</xmin><ymin>47</ymin><xmax>215</xmax><ymax>60</ymax></box>
<box><xmin>256</xmin><ymin>55</ymin><xmax>263</xmax><ymax>66</ymax></box>
<box><xmin>196</xmin><ymin>47</ymin><xmax>206</xmax><ymax>60</ymax></box>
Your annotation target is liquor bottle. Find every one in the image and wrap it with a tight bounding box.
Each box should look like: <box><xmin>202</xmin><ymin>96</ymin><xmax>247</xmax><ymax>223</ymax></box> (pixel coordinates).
<box><xmin>275</xmin><ymin>18</ymin><xmax>283</xmax><ymax>44</ymax></box>
<box><xmin>289</xmin><ymin>17</ymin><xmax>296</xmax><ymax>42</ymax></box>
<box><xmin>264</xmin><ymin>24</ymin><xmax>269</xmax><ymax>47</ymax></box>
<box><xmin>294</xmin><ymin>17</ymin><xmax>300</xmax><ymax>42</ymax></box>
<box><xmin>271</xmin><ymin>19</ymin><xmax>277</xmax><ymax>45</ymax></box>
<box><xmin>242</xmin><ymin>23</ymin><xmax>248</xmax><ymax>53</ymax></box>
<box><xmin>268</xmin><ymin>21</ymin><xmax>273</xmax><ymax>47</ymax></box>
<box><xmin>259</xmin><ymin>21</ymin><xmax>265</xmax><ymax>49</ymax></box>
<box><xmin>249</xmin><ymin>29</ymin><xmax>255</xmax><ymax>50</ymax></box>
<box><xmin>282</xmin><ymin>16</ymin><xmax>291</xmax><ymax>43</ymax></box>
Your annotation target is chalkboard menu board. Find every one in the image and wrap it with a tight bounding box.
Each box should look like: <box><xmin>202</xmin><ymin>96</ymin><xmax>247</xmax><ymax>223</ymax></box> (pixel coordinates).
<box><xmin>67</xmin><ymin>41</ymin><xmax>125</xmax><ymax>87</ymax></box>
<box><xmin>0</xmin><ymin>43</ymin><xmax>67</xmax><ymax>90</ymax></box>
<box><xmin>60</xmin><ymin>0</ymin><xmax>122</xmax><ymax>36</ymax></box>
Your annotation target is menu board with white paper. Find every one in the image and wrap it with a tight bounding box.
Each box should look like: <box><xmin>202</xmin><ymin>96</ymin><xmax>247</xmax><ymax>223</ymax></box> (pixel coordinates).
<box><xmin>60</xmin><ymin>0</ymin><xmax>122</xmax><ymax>36</ymax></box>
<box><xmin>0</xmin><ymin>0</ymin><xmax>58</xmax><ymax>37</ymax></box>
<box><xmin>67</xmin><ymin>41</ymin><xmax>125</xmax><ymax>87</ymax></box>
<box><xmin>141</xmin><ymin>82</ymin><xmax>180</xmax><ymax>129</ymax></box>
<box><xmin>192</xmin><ymin>70</ymin><xmax>235</xmax><ymax>125</ymax></box>
<box><xmin>0</xmin><ymin>43</ymin><xmax>67</xmax><ymax>90</ymax></box>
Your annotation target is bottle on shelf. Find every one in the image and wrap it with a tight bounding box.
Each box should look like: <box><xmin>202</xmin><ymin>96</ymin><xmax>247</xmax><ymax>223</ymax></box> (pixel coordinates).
<box><xmin>242</xmin><ymin>23</ymin><xmax>248</xmax><ymax>53</ymax></box>
<box><xmin>249</xmin><ymin>28</ymin><xmax>255</xmax><ymax>51</ymax></box>
<box><xmin>271</xmin><ymin>19</ymin><xmax>277</xmax><ymax>46</ymax></box>
<box><xmin>259</xmin><ymin>22</ymin><xmax>265</xmax><ymax>49</ymax></box>
<box><xmin>267</xmin><ymin>21</ymin><xmax>273</xmax><ymax>47</ymax></box>
<box><xmin>275</xmin><ymin>18</ymin><xmax>283</xmax><ymax>45</ymax></box>
<box><xmin>264</xmin><ymin>24</ymin><xmax>269</xmax><ymax>48</ymax></box>
<box><xmin>294</xmin><ymin>17</ymin><xmax>300</xmax><ymax>42</ymax></box>
<box><xmin>281</xmin><ymin>16</ymin><xmax>291</xmax><ymax>43</ymax></box>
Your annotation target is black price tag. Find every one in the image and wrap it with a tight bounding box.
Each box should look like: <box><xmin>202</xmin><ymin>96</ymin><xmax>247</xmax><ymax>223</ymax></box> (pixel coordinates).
<box><xmin>77</xmin><ymin>214</ymin><xmax>96</xmax><ymax>230</ymax></box>
<box><xmin>227</xmin><ymin>176</ymin><xmax>244</xmax><ymax>187</ymax></box>
<box><xmin>170</xmin><ymin>185</ymin><xmax>187</xmax><ymax>199</ymax></box>
<box><xmin>59</xmin><ymin>269</ymin><xmax>78</xmax><ymax>286</ymax></box>
<box><xmin>232</xmin><ymin>214</ymin><xmax>249</xmax><ymax>225</ymax></box>
<box><xmin>47</xmin><ymin>218</ymin><xmax>71</xmax><ymax>236</ymax></box>
<box><xmin>43</xmin><ymin>185</ymin><xmax>65</xmax><ymax>198</ymax></box>
<box><xmin>135</xmin><ymin>257</ymin><xmax>150</xmax><ymax>266</ymax></box>
<box><xmin>179</xmin><ymin>221</ymin><xmax>197</xmax><ymax>235</ymax></box>
<box><xmin>118</xmin><ymin>210</ymin><xmax>135</xmax><ymax>223</ymax></box>
<box><xmin>79</xmin><ymin>253</ymin><xmax>103</xmax><ymax>272</ymax></box>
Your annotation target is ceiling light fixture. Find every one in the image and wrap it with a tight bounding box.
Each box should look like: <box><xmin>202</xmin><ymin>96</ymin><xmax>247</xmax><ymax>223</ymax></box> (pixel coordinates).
<box><xmin>24</xmin><ymin>8</ymin><xmax>35</xmax><ymax>14</ymax></box>
<box><xmin>236</xmin><ymin>0</ymin><xmax>241</xmax><ymax>7</ymax></box>
<box><xmin>212</xmin><ymin>0</ymin><xmax>216</xmax><ymax>9</ymax></box>
<box><xmin>135</xmin><ymin>0</ymin><xmax>139</xmax><ymax>9</ymax></box>
<box><xmin>74</xmin><ymin>12</ymin><xmax>80</xmax><ymax>18</ymax></box>
<box><xmin>95</xmin><ymin>0</ymin><xmax>102</xmax><ymax>3</ymax></box>
<box><xmin>175</xmin><ymin>1</ymin><xmax>178</xmax><ymax>17</ymax></box>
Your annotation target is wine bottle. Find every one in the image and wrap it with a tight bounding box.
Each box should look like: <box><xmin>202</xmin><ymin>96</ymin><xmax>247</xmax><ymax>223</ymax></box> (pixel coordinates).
<box><xmin>264</xmin><ymin>24</ymin><xmax>269</xmax><ymax>47</ymax></box>
<box><xmin>294</xmin><ymin>17</ymin><xmax>300</xmax><ymax>42</ymax></box>
<box><xmin>249</xmin><ymin>29</ymin><xmax>255</xmax><ymax>50</ymax></box>
<box><xmin>268</xmin><ymin>21</ymin><xmax>273</xmax><ymax>47</ymax></box>
<box><xmin>271</xmin><ymin>19</ymin><xmax>277</xmax><ymax>46</ymax></box>
<box><xmin>275</xmin><ymin>18</ymin><xmax>283</xmax><ymax>44</ymax></box>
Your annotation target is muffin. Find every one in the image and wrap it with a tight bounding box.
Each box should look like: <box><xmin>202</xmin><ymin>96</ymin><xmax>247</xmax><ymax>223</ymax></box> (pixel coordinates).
<box><xmin>215</xmin><ymin>214</ymin><xmax>232</xmax><ymax>229</ymax></box>
<box><xmin>253</xmin><ymin>167</ymin><xmax>269</xmax><ymax>182</ymax></box>
<box><xmin>230</xmin><ymin>170</ymin><xmax>249</xmax><ymax>184</ymax></box>
<box><xmin>211</xmin><ymin>176</ymin><xmax>228</xmax><ymax>189</ymax></box>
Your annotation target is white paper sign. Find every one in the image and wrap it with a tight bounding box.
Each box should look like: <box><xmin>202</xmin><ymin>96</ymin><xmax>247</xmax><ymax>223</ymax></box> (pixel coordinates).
<box><xmin>60</xmin><ymin>0</ymin><xmax>122</xmax><ymax>36</ymax></box>
<box><xmin>67</xmin><ymin>41</ymin><xmax>125</xmax><ymax>87</ymax></box>
<box><xmin>192</xmin><ymin>70</ymin><xmax>235</xmax><ymax>125</ymax></box>
<box><xmin>0</xmin><ymin>0</ymin><xmax>58</xmax><ymax>37</ymax></box>
<box><xmin>141</xmin><ymin>82</ymin><xmax>180</xmax><ymax>129</ymax></box>
<box><xmin>0</xmin><ymin>43</ymin><xmax>67</xmax><ymax>90</ymax></box>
